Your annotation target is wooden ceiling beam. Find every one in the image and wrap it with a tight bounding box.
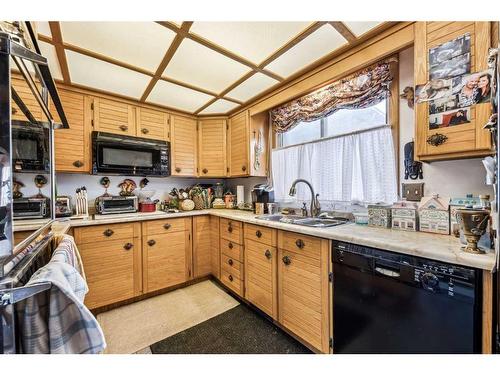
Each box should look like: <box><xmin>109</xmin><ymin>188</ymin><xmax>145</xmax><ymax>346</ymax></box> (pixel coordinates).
<box><xmin>48</xmin><ymin>22</ymin><xmax>71</xmax><ymax>84</ymax></box>
<box><xmin>329</xmin><ymin>22</ymin><xmax>357</xmax><ymax>43</ymax></box>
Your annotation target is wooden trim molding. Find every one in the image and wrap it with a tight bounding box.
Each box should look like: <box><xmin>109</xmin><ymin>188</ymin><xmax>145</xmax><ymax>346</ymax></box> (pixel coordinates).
<box><xmin>48</xmin><ymin>22</ymin><xmax>71</xmax><ymax>84</ymax></box>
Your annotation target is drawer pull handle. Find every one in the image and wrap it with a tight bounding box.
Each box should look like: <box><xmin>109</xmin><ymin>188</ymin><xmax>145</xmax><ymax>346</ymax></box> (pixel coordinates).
<box><xmin>148</xmin><ymin>239</ymin><xmax>156</xmax><ymax>246</ymax></box>
<box><xmin>427</xmin><ymin>133</ymin><xmax>448</xmax><ymax>147</ymax></box>
<box><xmin>123</xmin><ymin>242</ymin><xmax>133</xmax><ymax>251</ymax></box>
<box><xmin>73</xmin><ymin>160</ymin><xmax>84</xmax><ymax>168</ymax></box>
<box><xmin>141</xmin><ymin>128</ymin><xmax>149</xmax><ymax>134</ymax></box>
<box><xmin>241</xmin><ymin>165</ymin><xmax>247</xmax><ymax>172</ymax></box>
<box><xmin>265</xmin><ymin>249</ymin><xmax>272</xmax><ymax>259</ymax></box>
<box><xmin>228</xmin><ymin>259</ymin><xmax>233</xmax><ymax>266</ymax></box>
<box><xmin>227</xmin><ymin>225</ymin><xmax>233</xmax><ymax>233</ymax></box>
<box><xmin>282</xmin><ymin>255</ymin><xmax>291</xmax><ymax>265</ymax></box>
<box><xmin>255</xmin><ymin>230</ymin><xmax>262</xmax><ymax>238</ymax></box>
<box><xmin>228</xmin><ymin>275</ymin><xmax>233</xmax><ymax>282</ymax></box>
<box><xmin>295</xmin><ymin>239</ymin><xmax>305</xmax><ymax>249</ymax></box>
<box><xmin>175</xmin><ymin>167</ymin><xmax>181</xmax><ymax>173</ymax></box>
<box><xmin>163</xmin><ymin>223</ymin><xmax>171</xmax><ymax>230</ymax></box>
<box><xmin>228</xmin><ymin>242</ymin><xmax>233</xmax><ymax>249</ymax></box>
<box><xmin>119</xmin><ymin>125</ymin><xmax>129</xmax><ymax>132</ymax></box>
<box><xmin>202</xmin><ymin>168</ymin><xmax>208</xmax><ymax>174</ymax></box>
<box><xmin>103</xmin><ymin>229</ymin><xmax>114</xmax><ymax>237</ymax></box>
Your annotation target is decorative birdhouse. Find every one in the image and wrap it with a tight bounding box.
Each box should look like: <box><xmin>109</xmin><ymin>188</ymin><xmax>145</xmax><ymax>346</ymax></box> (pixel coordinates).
<box><xmin>368</xmin><ymin>204</ymin><xmax>392</xmax><ymax>228</ymax></box>
<box><xmin>418</xmin><ymin>194</ymin><xmax>450</xmax><ymax>235</ymax></box>
<box><xmin>391</xmin><ymin>201</ymin><xmax>419</xmax><ymax>231</ymax></box>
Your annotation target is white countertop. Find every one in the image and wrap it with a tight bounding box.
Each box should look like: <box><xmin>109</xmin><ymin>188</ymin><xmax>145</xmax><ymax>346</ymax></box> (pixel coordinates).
<box><xmin>14</xmin><ymin>209</ymin><xmax>498</xmax><ymax>271</ymax></box>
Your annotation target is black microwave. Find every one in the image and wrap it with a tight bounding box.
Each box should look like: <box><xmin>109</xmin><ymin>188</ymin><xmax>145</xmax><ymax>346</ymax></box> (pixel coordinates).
<box><xmin>92</xmin><ymin>131</ymin><xmax>170</xmax><ymax>176</ymax></box>
<box><xmin>12</xmin><ymin>121</ymin><xmax>50</xmax><ymax>173</ymax></box>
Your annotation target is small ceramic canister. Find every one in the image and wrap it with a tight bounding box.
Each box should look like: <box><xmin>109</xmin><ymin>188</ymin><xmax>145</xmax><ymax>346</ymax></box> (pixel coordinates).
<box><xmin>255</xmin><ymin>203</ymin><xmax>265</xmax><ymax>215</ymax></box>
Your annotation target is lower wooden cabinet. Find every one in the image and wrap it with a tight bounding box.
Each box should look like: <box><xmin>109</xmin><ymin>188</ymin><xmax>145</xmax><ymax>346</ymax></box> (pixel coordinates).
<box><xmin>142</xmin><ymin>223</ymin><xmax>192</xmax><ymax>293</ymax></box>
<box><xmin>210</xmin><ymin>216</ymin><xmax>221</xmax><ymax>279</ymax></box>
<box><xmin>74</xmin><ymin>223</ymin><xmax>142</xmax><ymax>310</ymax></box>
<box><xmin>193</xmin><ymin>216</ymin><xmax>212</xmax><ymax>278</ymax></box>
<box><xmin>277</xmin><ymin>231</ymin><xmax>330</xmax><ymax>353</ymax></box>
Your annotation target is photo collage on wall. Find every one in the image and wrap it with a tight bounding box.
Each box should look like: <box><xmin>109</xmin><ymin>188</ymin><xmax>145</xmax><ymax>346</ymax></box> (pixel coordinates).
<box><xmin>415</xmin><ymin>33</ymin><xmax>493</xmax><ymax>130</ymax></box>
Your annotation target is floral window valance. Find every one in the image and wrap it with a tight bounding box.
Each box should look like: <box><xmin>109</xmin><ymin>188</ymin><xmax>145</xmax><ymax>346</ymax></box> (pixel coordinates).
<box><xmin>270</xmin><ymin>57</ymin><xmax>397</xmax><ymax>133</ymax></box>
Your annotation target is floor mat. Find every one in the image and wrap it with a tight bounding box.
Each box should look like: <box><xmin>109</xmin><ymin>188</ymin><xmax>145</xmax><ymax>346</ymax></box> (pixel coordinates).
<box><xmin>150</xmin><ymin>304</ymin><xmax>312</xmax><ymax>354</ymax></box>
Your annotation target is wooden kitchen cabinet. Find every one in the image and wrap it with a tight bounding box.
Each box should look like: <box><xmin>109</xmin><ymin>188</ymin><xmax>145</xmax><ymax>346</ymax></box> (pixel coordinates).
<box><xmin>227</xmin><ymin>110</ymin><xmax>269</xmax><ymax>177</ymax></box>
<box><xmin>11</xmin><ymin>76</ymin><xmax>43</xmax><ymax>122</ymax></box>
<box><xmin>220</xmin><ymin>219</ymin><xmax>244</xmax><ymax>296</ymax></box>
<box><xmin>414</xmin><ymin>22</ymin><xmax>493</xmax><ymax>161</ymax></box>
<box><xmin>277</xmin><ymin>231</ymin><xmax>330</xmax><ymax>353</ymax></box>
<box><xmin>51</xmin><ymin>89</ymin><xmax>92</xmax><ymax>172</ymax></box>
<box><xmin>142</xmin><ymin>218</ymin><xmax>192</xmax><ymax>293</ymax></box>
<box><xmin>170</xmin><ymin>114</ymin><xmax>198</xmax><ymax>176</ymax></box>
<box><xmin>193</xmin><ymin>216</ymin><xmax>212</xmax><ymax>278</ymax></box>
<box><xmin>92</xmin><ymin>97</ymin><xmax>136</xmax><ymax>137</ymax></box>
<box><xmin>198</xmin><ymin>118</ymin><xmax>227</xmax><ymax>177</ymax></box>
<box><xmin>136</xmin><ymin>106</ymin><xmax>170</xmax><ymax>141</ymax></box>
<box><xmin>210</xmin><ymin>216</ymin><xmax>221</xmax><ymax>279</ymax></box>
<box><xmin>74</xmin><ymin>223</ymin><xmax>142</xmax><ymax>309</ymax></box>
<box><xmin>244</xmin><ymin>224</ymin><xmax>278</xmax><ymax>319</ymax></box>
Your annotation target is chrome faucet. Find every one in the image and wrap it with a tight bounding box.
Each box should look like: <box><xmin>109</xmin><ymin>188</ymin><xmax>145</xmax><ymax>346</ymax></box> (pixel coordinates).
<box><xmin>288</xmin><ymin>179</ymin><xmax>321</xmax><ymax>217</ymax></box>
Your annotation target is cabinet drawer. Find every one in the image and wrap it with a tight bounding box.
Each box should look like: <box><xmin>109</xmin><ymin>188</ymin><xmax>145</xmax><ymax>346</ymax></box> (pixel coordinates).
<box><xmin>142</xmin><ymin>217</ymin><xmax>190</xmax><ymax>236</ymax></box>
<box><xmin>221</xmin><ymin>269</ymin><xmax>243</xmax><ymax>296</ymax></box>
<box><xmin>244</xmin><ymin>223</ymin><xmax>276</xmax><ymax>246</ymax></box>
<box><xmin>220</xmin><ymin>238</ymin><xmax>243</xmax><ymax>262</ymax></box>
<box><xmin>220</xmin><ymin>218</ymin><xmax>243</xmax><ymax>243</ymax></box>
<box><xmin>74</xmin><ymin>222</ymin><xmax>139</xmax><ymax>244</ymax></box>
<box><xmin>277</xmin><ymin>231</ymin><xmax>322</xmax><ymax>259</ymax></box>
<box><xmin>221</xmin><ymin>253</ymin><xmax>242</xmax><ymax>279</ymax></box>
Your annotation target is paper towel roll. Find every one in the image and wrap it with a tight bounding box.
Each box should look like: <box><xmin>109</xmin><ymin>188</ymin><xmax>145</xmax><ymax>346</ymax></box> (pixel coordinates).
<box><xmin>236</xmin><ymin>185</ymin><xmax>244</xmax><ymax>204</ymax></box>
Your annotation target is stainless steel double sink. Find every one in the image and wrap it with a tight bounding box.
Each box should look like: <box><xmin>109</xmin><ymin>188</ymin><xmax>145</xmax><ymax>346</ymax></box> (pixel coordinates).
<box><xmin>255</xmin><ymin>214</ymin><xmax>349</xmax><ymax>228</ymax></box>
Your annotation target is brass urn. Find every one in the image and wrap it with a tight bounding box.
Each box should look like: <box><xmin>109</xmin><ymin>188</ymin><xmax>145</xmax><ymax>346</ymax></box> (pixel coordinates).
<box><xmin>455</xmin><ymin>209</ymin><xmax>490</xmax><ymax>254</ymax></box>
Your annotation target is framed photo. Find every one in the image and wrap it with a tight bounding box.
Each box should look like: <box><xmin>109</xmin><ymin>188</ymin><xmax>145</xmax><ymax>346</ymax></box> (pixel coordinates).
<box><xmin>451</xmin><ymin>70</ymin><xmax>493</xmax><ymax>107</ymax></box>
<box><xmin>429</xmin><ymin>53</ymin><xmax>471</xmax><ymax>80</ymax></box>
<box><xmin>429</xmin><ymin>33</ymin><xmax>471</xmax><ymax>67</ymax></box>
<box><xmin>429</xmin><ymin>108</ymin><xmax>471</xmax><ymax>129</ymax></box>
<box><xmin>416</xmin><ymin>78</ymin><xmax>452</xmax><ymax>103</ymax></box>
<box><xmin>429</xmin><ymin>95</ymin><xmax>460</xmax><ymax>115</ymax></box>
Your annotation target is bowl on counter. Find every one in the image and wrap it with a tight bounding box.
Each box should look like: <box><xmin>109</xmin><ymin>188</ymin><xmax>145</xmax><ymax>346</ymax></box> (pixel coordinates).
<box><xmin>353</xmin><ymin>211</ymin><xmax>369</xmax><ymax>225</ymax></box>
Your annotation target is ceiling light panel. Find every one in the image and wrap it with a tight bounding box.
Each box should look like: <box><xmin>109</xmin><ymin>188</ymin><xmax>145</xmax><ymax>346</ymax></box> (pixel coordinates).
<box><xmin>163</xmin><ymin>38</ymin><xmax>251</xmax><ymax>93</ymax></box>
<box><xmin>66</xmin><ymin>50</ymin><xmax>151</xmax><ymax>98</ymax></box>
<box><xmin>343</xmin><ymin>21</ymin><xmax>382</xmax><ymax>37</ymax></box>
<box><xmin>36</xmin><ymin>22</ymin><xmax>52</xmax><ymax>38</ymax></box>
<box><xmin>60</xmin><ymin>22</ymin><xmax>176</xmax><ymax>72</ymax></box>
<box><xmin>39</xmin><ymin>41</ymin><xmax>63</xmax><ymax>81</ymax></box>
<box><xmin>199</xmin><ymin>99</ymin><xmax>239</xmax><ymax>115</ymax></box>
<box><xmin>226</xmin><ymin>73</ymin><xmax>279</xmax><ymax>102</ymax></box>
<box><xmin>265</xmin><ymin>24</ymin><xmax>347</xmax><ymax>78</ymax></box>
<box><xmin>190</xmin><ymin>22</ymin><xmax>311</xmax><ymax>65</ymax></box>
<box><xmin>147</xmin><ymin>80</ymin><xmax>215</xmax><ymax>113</ymax></box>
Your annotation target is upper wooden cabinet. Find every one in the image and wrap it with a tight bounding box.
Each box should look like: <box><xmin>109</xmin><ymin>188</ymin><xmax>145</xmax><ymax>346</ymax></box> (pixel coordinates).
<box><xmin>136</xmin><ymin>107</ymin><xmax>170</xmax><ymax>141</ymax></box>
<box><xmin>51</xmin><ymin>89</ymin><xmax>91</xmax><ymax>173</ymax></box>
<box><xmin>414</xmin><ymin>22</ymin><xmax>493</xmax><ymax>161</ymax></box>
<box><xmin>198</xmin><ymin>118</ymin><xmax>227</xmax><ymax>177</ymax></box>
<box><xmin>227</xmin><ymin>110</ymin><xmax>269</xmax><ymax>177</ymax></box>
<box><xmin>171</xmin><ymin>114</ymin><xmax>198</xmax><ymax>176</ymax></box>
<box><xmin>11</xmin><ymin>77</ymin><xmax>43</xmax><ymax>122</ymax></box>
<box><xmin>93</xmin><ymin>97</ymin><xmax>136</xmax><ymax>137</ymax></box>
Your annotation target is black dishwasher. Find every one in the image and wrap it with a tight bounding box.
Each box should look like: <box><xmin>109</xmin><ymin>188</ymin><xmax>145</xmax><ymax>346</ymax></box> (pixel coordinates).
<box><xmin>332</xmin><ymin>241</ymin><xmax>482</xmax><ymax>354</ymax></box>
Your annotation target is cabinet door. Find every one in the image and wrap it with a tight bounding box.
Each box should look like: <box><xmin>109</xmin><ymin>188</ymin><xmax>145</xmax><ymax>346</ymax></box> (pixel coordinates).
<box><xmin>93</xmin><ymin>97</ymin><xmax>136</xmax><ymax>136</ymax></box>
<box><xmin>11</xmin><ymin>76</ymin><xmax>43</xmax><ymax>121</ymax></box>
<box><xmin>210</xmin><ymin>216</ymin><xmax>220</xmax><ymax>279</ymax></box>
<box><xmin>51</xmin><ymin>90</ymin><xmax>91</xmax><ymax>172</ymax></box>
<box><xmin>227</xmin><ymin>111</ymin><xmax>249</xmax><ymax>177</ymax></box>
<box><xmin>414</xmin><ymin>22</ymin><xmax>492</xmax><ymax>161</ymax></box>
<box><xmin>78</xmin><ymin>236</ymin><xmax>142</xmax><ymax>309</ymax></box>
<box><xmin>198</xmin><ymin>118</ymin><xmax>227</xmax><ymax>177</ymax></box>
<box><xmin>142</xmin><ymin>230</ymin><xmax>192</xmax><ymax>293</ymax></box>
<box><xmin>244</xmin><ymin>239</ymin><xmax>278</xmax><ymax>319</ymax></box>
<box><xmin>278</xmin><ymin>232</ymin><xmax>330</xmax><ymax>353</ymax></box>
<box><xmin>193</xmin><ymin>216</ymin><xmax>211</xmax><ymax>278</ymax></box>
<box><xmin>171</xmin><ymin>115</ymin><xmax>198</xmax><ymax>176</ymax></box>
<box><xmin>136</xmin><ymin>107</ymin><xmax>170</xmax><ymax>141</ymax></box>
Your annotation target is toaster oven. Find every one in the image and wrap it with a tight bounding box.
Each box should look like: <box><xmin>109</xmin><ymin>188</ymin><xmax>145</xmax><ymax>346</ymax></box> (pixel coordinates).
<box><xmin>95</xmin><ymin>195</ymin><xmax>138</xmax><ymax>215</ymax></box>
<box><xmin>13</xmin><ymin>197</ymin><xmax>50</xmax><ymax>219</ymax></box>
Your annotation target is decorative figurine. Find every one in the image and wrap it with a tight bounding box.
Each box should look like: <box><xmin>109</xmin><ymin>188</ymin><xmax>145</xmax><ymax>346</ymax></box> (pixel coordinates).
<box><xmin>400</xmin><ymin>86</ymin><xmax>414</xmax><ymax>109</ymax></box>
<box><xmin>12</xmin><ymin>179</ymin><xmax>24</xmax><ymax>199</ymax></box>
<box><xmin>118</xmin><ymin>179</ymin><xmax>137</xmax><ymax>196</ymax></box>
<box><xmin>368</xmin><ymin>204</ymin><xmax>392</xmax><ymax>228</ymax></box>
<box><xmin>99</xmin><ymin>176</ymin><xmax>111</xmax><ymax>197</ymax></box>
<box><xmin>392</xmin><ymin>201</ymin><xmax>419</xmax><ymax>231</ymax></box>
<box><xmin>418</xmin><ymin>194</ymin><xmax>450</xmax><ymax>235</ymax></box>
<box><xmin>404</xmin><ymin>141</ymin><xmax>423</xmax><ymax>180</ymax></box>
<box><xmin>455</xmin><ymin>209</ymin><xmax>490</xmax><ymax>254</ymax></box>
<box><xmin>449</xmin><ymin>194</ymin><xmax>481</xmax><ymax>236</ymax></box>
<box><xmin>33</xmin><ymin>174</ymin><xmax>48</xmax><ymax>198</ymax></box>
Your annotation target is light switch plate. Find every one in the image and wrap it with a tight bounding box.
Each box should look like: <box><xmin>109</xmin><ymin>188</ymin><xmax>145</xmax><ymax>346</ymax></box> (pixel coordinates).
<box><xmin>402</xmin><ymin>183</ymin><xmax>424</xmax><ymax>202</ymax></box>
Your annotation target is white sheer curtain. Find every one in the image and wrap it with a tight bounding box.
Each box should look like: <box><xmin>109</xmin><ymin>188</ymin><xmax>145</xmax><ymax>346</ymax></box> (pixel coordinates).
<box><xmin>271</xmin><ymin>126</ymin><xmax>397</xmax><ymax>204</ymax></box>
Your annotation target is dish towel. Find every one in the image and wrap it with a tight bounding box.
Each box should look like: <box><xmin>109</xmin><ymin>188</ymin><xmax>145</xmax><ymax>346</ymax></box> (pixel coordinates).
<box><xmin>16</xmin><ymin>237</ymin><xmax>106</xmax><ymax>354</ymax></box>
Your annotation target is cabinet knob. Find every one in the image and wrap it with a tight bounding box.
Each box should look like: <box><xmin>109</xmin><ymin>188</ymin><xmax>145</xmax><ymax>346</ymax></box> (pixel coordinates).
<box><xmin>265</xmin><ymin>249</ymin><xmax>272</xmax><ymax>259</ymax></box>
<box><xmin>141</xmin><ymin>128</ymin><xmax>149</xmax><ymax>134</ymax></box>
<box><xmin>202</xmin><ymin>168</ymin><xmax>208</xmax><ymax>174</ymax></box>
<box><xmin>73</xmin><ymin>160</ymin><xmax>84</xmax><ymax>168</ymax></box>
<box><xmin>295</xmin><ymin>239</ymin><xmax>305</xmax><ymax>249</ymax></box>
<box><xmin>427</xmin><ymin>133</ymin><xmax>448</xmax><ymax>147</ymax></box>
<box><xmin>175</xmin><ymin>167</ymin><xmax>181</xmax><ymax>173</ymax></box>
<box><xmin>282</xmin><ymin>255</ymin><xmax>291</xmax><ymax>265</ymax></box>
<box><xmin>228</xmin><ymin>242</ymin><xmax>233</xmax><ymax>249</ymax></box>
<box><xmin>163</xmin><ymin>223</ymin><xmax>171</xmax><ymax>230</ymax></box>
<box><xmin>12</xmin><ymin>108</ymin><xmax>18</xmax><ymax>115</ymax></box>
<box><xmin>227</xmin><ymin>225</ymin><xmax>233</xmax><ymax>233</ymax></box>
<box><xmin>241</xmin><ymin>165</ymin><xmax>247</xmax><ymax>172</ymax></box>
<box><xmin>228</xmin><ymin>259</ymin><xmax>233</xmax><ymax>266</ymax></box>
<box><xmin>119</xmin><ymin>125</ymin><xmax>129</xmax><ymax>132</ymax></box>
<box><xmin>228</xmin><ymin>275</ymin><xmax>233</xmax><ymax>282</ymax></box>
<box><xmin>123</xmin><ymin>242</ymin><xmax>133</xmax><ymax>251</ymax></box>
<box><xmin>255</xmin><ymin>230</ymin><xmax>262</xmax><ymax>238</ymax></box>
<box><xmin>148</xmin><ymin>239</ymin><xmax>156</xmax><ymax>246</ymax></box>
<box><xmin>103</xmin><ymin>229</ymin><xmax>114</xmax><ymax>237</ymax></box>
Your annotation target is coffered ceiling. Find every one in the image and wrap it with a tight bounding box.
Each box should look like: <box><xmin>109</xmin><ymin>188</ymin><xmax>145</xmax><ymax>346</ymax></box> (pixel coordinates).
<box><xmin>35</xmin><ymin>21</ymin><xmax>392</xmax><ymax>116</ymax></box>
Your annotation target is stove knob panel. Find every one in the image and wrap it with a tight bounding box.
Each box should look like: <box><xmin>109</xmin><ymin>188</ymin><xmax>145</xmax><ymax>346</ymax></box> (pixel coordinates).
<box><xmin>421</xmin><ymin>272</ymin><xmax>440</xmax><ymax>291</ymax></box>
